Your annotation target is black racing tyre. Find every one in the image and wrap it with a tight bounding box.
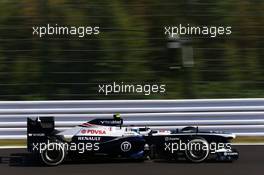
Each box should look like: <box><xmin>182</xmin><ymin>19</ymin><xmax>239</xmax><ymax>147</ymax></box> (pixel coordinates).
<box><xmin>40</xmin><ymin>141</ymin><xmax>66</xmax><ymax>166</ymax></box>
<box><xmin>185</xmin><ymin>138</ymin><xmax>209</xmax><ymax>163</ymax></box>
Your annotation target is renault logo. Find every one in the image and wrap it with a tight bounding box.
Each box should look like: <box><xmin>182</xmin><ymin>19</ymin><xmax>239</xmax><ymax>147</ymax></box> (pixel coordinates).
<box><xmin>121</xmin><ymin>141</ymin><xmax>132</xmax><ymax>152</ymax></box>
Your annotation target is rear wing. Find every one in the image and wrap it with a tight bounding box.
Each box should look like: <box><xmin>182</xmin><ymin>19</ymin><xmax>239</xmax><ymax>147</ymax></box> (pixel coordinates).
<box><xmin>27</xmin><ymin>117</ymin><xmax>55</xmax><ymax>152</ymax></box>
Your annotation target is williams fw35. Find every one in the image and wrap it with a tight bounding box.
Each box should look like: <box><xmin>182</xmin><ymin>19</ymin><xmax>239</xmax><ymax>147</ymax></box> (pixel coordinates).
<box><xmin>27</xmin><ymin>116</ymin><xmax>239</xmax><ymax>166</ymax></box>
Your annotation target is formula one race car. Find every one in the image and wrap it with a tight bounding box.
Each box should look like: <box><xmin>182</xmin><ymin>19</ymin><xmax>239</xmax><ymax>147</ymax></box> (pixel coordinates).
<box><xmin>27</xmin><ymin>115</ymin><xmax>239</xmax><ymax>166</ymax></box>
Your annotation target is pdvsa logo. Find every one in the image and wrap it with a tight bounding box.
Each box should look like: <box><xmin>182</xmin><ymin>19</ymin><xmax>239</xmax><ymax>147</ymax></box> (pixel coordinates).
<box><xmin>120</xmin><ymin>141</ymin><xmax>132</xmax><ymax>152</ymax></box>
<box><xmin>81</xmin><ymin>129</ymin><xmax>106</xmax><ymax>135</ymax></box>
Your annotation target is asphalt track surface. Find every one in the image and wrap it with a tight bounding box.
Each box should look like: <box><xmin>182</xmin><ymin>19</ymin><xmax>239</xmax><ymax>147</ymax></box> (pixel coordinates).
<box><xmin>0</xmin><ymin>145</ymin><xmax>263</xmax><ymax>175</ymax></box>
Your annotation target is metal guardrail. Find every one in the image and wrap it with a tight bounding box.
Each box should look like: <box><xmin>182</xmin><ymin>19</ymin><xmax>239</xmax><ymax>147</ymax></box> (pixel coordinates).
<box><xmin>1</xmin><ymin>106</ymin><xmax>264</xmax><ymax>114</ymax></box>
<box><xmin>1</xmin><ymin>98</ymin><xmax>264</xmax><ymax>139</ymax></box>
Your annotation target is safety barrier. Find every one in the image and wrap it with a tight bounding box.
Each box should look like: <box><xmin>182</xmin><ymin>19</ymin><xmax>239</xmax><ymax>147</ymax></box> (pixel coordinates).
<box><xmin>1</xmin><ymin>98</ymin><xmax>264</xmax><ymax>139</ymax></box>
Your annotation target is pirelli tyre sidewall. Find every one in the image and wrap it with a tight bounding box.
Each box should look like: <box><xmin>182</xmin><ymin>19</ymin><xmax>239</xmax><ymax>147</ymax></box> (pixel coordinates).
<box><xmin>40</xmin><ymin>141</ymin><xmax>66</xmax><ymax>166</ymax></box>
<box><xmin>185</xmin><ymin>138</ymin><xmax>209</xmax><ymax>163</ymax></box>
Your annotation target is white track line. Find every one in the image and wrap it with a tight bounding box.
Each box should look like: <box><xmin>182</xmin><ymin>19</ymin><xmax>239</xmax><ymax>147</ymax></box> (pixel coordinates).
<box><xmin>0</xmin><ymin>145</ymin><xmax>26</xmax><ymax>149</ymax></box>
<box><xmin>231</xmin><ymin>143</ymin><xmax>264</xmax><ymax>145</ymax></box>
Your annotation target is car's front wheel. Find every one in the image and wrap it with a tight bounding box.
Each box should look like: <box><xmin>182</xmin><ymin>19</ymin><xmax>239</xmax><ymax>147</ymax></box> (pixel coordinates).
<box><xmin>185</xmin><ymin>138</ymin><xmax>209</xmax><ymax>163</ymax></box>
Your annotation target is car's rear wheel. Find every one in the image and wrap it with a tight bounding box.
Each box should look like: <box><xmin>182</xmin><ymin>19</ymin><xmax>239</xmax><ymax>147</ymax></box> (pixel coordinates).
<box><xmin>40</xmin><ymin>142</ymin><xmax>66</xmax><ymax>166</ymax></box>
<box><xmin>185</xmin><ymin>138</ymin><xmax>209</xmax><ymax>163</ymax></box>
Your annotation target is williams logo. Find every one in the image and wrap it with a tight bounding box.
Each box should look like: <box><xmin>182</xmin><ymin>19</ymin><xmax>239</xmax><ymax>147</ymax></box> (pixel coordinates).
<box><xmin>120</xmin><ymin>141</ymin><xmax>132</xmax><ymax>152</ymax></box>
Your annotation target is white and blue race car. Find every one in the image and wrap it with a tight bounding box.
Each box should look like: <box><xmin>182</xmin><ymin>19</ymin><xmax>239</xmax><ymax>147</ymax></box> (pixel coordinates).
<box><xmin>27</xmin><ymin>115</ymin><xmax>238</xmax><ymax>166</ymax></box>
